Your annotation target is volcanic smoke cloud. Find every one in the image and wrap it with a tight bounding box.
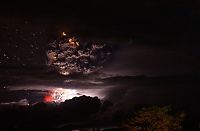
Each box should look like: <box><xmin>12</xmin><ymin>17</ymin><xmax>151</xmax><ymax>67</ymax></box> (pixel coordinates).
<box><xmin>47</xmin><ymin>33</ymin><xmax>113</xmax><ymax>75</ymax></box>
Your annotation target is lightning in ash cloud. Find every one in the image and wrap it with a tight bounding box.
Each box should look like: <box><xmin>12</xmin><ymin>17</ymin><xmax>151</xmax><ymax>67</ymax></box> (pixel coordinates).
<box><xmin>43</xmin><ymin>88</ymin><xmax>104</xmax><ymax>103</ymax></box>
<box><xmin>44</xmin><ymin>88</ymin><xmax>80</xmax><ymax>103</ymax></box>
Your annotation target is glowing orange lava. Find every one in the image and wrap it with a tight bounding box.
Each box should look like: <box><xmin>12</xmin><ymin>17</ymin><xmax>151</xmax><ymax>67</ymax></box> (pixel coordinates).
<box><xmin>44</xmin><ymin>95</ymin><xmax>53</xmax><ymax>102</ymax></box>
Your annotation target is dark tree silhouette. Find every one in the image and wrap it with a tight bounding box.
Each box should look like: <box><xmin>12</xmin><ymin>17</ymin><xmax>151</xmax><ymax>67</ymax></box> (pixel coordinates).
<box><xmin>123</xmin><ymin>106</ymin><xmax>185</xmax><ymax>131</ymax></box>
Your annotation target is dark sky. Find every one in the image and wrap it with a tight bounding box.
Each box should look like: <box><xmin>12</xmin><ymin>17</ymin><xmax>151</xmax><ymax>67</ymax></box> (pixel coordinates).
<box><xmin>1</xmin><ymin>0</ymin><xmax>200</xmax><ymax>67</ymax></box>
<box><xmin>0</xmin><ymin>0</ymin><xmax>200</xmax><ymax>109</ymax></box>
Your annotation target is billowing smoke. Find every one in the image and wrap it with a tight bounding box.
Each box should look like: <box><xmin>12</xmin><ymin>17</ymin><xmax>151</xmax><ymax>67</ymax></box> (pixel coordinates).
<box><xmin>47</xmin><ymin>33</ymin><xmax>113</xmax><ymax>75</ymax></box>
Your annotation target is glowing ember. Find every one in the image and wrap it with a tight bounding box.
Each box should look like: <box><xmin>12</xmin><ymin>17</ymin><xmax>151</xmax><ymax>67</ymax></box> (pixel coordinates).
<box><xmin>62</xmin><ymin>32</ymin><xmax>67</xmax><ymax>36</ymax></box>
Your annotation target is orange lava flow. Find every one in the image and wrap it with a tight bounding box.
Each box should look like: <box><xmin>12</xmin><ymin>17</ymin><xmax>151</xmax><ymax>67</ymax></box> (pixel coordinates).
<box><xmin>44</xmin><ymin>95</ymin><xmax>53</xmax><ymax>102</ymax></box>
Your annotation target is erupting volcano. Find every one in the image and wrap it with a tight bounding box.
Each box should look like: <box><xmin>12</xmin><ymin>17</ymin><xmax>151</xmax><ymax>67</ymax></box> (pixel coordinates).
<box><xmin>44</xmin><ymin>88</ymin><xmax>81</xmax><ymax>103</ymax></box>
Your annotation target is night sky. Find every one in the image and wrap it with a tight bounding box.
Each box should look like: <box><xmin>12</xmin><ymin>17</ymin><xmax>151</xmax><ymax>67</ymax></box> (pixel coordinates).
<box><xmin>0</xmin><ymin>0</ymin><xmax>200</xmax><ymax>112</ymax></box>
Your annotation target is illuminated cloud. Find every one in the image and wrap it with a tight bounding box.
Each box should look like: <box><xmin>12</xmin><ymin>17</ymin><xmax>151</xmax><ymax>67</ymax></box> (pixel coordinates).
<box><xmin>0</xmin><ymin>99</ymin><xmax>29</xmax><ymax>106</ymax></box>
<box><xmin>47</xmin><ymin>34</ymin><xmax>113</xmax><ymax>75</ymax></box>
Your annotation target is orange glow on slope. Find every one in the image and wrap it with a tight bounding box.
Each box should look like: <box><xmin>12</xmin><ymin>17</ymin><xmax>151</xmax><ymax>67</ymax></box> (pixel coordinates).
<box><xmin>44</xmin><ymin>95</ymin><xmax>53</xmax><ymax>102</ymax></box>
<box><xmin>42</xmin><ymin>88</ymin><xmax>103</xmax><ymax>103</ymax></box>
<box><xmin>43</xmin><ymin>88</ymin><xmax>80</xmax><ymax>103</ymax></box>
